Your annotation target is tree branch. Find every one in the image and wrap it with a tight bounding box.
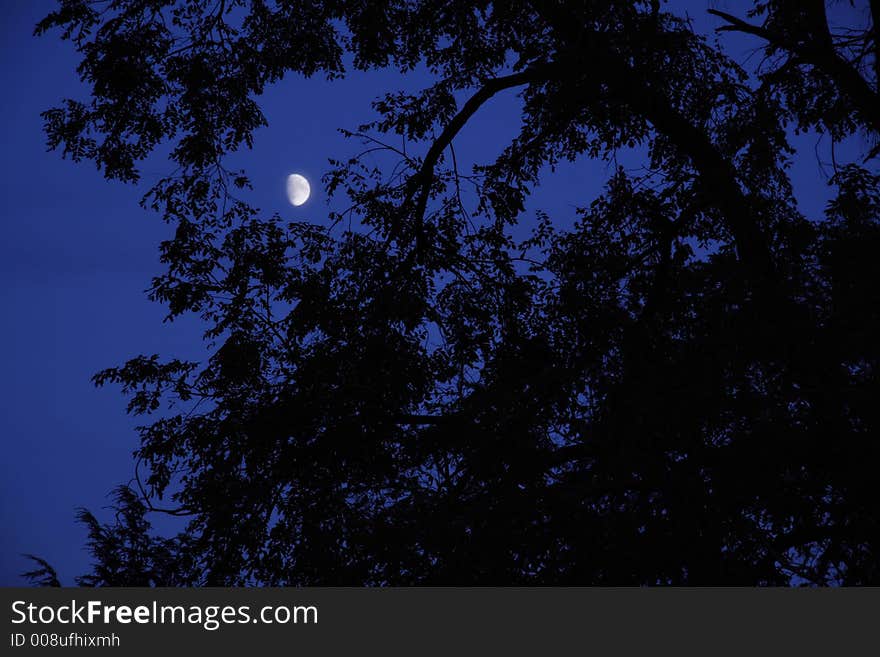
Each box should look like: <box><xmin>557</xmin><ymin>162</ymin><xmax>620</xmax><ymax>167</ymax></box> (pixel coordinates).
<box><xmin>525</xmin><ymin>2</ymin><xmax>774</xmax><ymax>282</ymax></box>
<box><xmin>400</xmin><ymin>68</ymin><xmax>548</xmax><ymax>253</ymax></box>
<box><xmin>708</xmin><ymin>8</ymin><xmax>880</xmax><ymax>135</ymax></box>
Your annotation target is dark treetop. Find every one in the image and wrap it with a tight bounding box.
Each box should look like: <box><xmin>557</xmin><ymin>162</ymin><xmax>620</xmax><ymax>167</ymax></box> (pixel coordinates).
<box><xmin>27</xmin><ymin>0</ymin><xmax>880</xmax><ymax>585</ymax></box>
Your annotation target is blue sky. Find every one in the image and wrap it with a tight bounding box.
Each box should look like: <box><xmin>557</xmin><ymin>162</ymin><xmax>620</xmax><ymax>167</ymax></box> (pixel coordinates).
<box><xmin>0</xmin><ymin>0</ymin><xmax>863</xmax><ymax>584</ymax></box>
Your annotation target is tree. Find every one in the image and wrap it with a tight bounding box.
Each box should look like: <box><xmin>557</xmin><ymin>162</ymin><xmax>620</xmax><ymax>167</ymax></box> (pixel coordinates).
<box><xmin>29</xmin><ymin>0</ymin><xmax>880</xmax><ymax>585</ymax></box>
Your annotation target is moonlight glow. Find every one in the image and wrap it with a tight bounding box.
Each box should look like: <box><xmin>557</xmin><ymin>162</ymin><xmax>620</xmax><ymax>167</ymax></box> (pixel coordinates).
<box><xmin>286</xmin><ymin>173</ymin><xmax>311</xmax><ymax>206</ymax></box>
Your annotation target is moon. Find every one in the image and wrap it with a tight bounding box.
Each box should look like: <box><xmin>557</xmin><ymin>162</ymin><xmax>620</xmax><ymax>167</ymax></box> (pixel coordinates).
<box><xmin>286</xmin><ymin>173</ymin><xmax>311</xmax><ymax>206</ymax></box>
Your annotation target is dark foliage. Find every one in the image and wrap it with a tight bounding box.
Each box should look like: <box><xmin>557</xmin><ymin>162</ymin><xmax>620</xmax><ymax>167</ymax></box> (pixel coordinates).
<box><xmin>26</xmin><ymin>0</ymin><xmax>880</xmax><ymax>585</ymax></box>
<box><xmin>22</xmin><ymin>555</ymin><xmax>61</xmax><ymax>587</ymax></box>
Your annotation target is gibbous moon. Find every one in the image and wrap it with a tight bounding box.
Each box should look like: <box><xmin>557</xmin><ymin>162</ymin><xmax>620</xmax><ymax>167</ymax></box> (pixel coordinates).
<box><xmin>286</xmin><ymin>173</ymin><xmax>311</xmax><ymax>206</ymax></box>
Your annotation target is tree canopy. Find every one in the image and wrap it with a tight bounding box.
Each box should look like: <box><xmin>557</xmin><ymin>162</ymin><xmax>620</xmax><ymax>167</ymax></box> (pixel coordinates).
<box><xmin>29</xmin><ymin>0</ymin><xmax>880</xmax><ymax>585</ymax></box>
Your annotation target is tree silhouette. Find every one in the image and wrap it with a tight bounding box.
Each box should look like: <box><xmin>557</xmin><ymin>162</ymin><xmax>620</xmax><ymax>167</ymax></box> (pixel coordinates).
<box><xmin>28</xmin><ymin>0</ymin><xmax>880</xmax><ymax>585</ymax></box>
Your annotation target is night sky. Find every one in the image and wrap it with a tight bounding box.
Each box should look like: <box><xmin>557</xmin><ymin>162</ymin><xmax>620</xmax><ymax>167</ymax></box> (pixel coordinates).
<box><xmin>0</xmin><ymin>0</ymin><xmax>861</xmax><ymax>584</ymax></box>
